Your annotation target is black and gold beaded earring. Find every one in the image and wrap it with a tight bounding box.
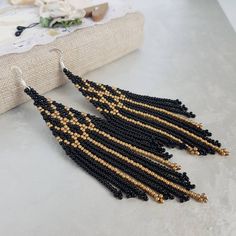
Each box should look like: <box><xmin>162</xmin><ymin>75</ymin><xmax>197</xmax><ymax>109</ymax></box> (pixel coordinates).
<box><xmin>52</xmin><ymin>49</ymin><xmax>229</xmax><ymax>157</ymax></box>
<box><xmin>12</xmin><ymin>66</ymin><xmax>208</xmax><ymax>204</ymax></box>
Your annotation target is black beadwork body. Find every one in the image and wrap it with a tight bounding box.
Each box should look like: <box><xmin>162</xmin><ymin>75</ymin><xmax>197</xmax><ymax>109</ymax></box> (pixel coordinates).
<box><xmin>24</xmin><ymin>87</ymin><xmax>207</xmax><ymax>203</ymax></box>
<box><xmin>63</xmin><ymin>68</ymin><xmax>228</xmax><ymax>157</ymax></box>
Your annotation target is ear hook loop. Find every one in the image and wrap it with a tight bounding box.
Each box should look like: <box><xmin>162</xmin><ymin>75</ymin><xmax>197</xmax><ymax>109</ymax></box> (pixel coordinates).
<box><xmin>11</xmin><ymin>66</ymin><xmax>30</xmax><ymax>89</ymax></box>
<box><xmin>50</xmin><ymin>48</ymin><xmax>66</xmax><ymax>71</ymax></box>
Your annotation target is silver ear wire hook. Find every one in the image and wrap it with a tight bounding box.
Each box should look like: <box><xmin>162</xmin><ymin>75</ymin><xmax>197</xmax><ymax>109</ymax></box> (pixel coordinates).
<box><xmin>11</xmin><ymin>66</ymin><xmax>30</xmax><ymax>89</ymax></box>
<box><xmin>50</xmin><ymin>48</ymin><xmax>66</xmax><ymax>70</ymax></box>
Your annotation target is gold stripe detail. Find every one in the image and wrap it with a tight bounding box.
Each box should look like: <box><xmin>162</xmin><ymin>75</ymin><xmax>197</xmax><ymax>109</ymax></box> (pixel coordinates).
<box><xmin>87</xmin><ymin>137</ymin><xmax>207</xmax><ymax>202</ymax></box>
<box><xmin>122</xmin><ymin>97</ymin><xmax>202</xmax><ymax>128</ymax></box>
<box><xmin>121</xmin><ymin>105</ymin><xmax>229</xmax><ymax>155</ymax></box>
<box><xmin>116</xmin><ymin>112</ymin><xmax>183</xmax><ymax>144</ymax></box>
<box><xmin>77</xmin><ymin>143</ymin><xmax>164</xmax><ymax>203</ymax></box>
<box><xmin>92</xmin><ymin>127</ymin><xmax>181</xmax><ymax>170</ymax></box>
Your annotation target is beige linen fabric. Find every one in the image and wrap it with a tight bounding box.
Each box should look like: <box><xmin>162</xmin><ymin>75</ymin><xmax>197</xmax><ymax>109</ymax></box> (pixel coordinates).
<box><xmin>0</xmin><ymin>12</ymin><xmax>144</xmax><ymax>114</ymax></box>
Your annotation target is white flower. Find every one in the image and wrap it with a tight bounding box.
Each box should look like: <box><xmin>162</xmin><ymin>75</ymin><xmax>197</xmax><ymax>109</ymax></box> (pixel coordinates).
<box><xmin>36</xmin><ymin>0</ymin><xmax>86</xmax><ymax>19</ymax></box>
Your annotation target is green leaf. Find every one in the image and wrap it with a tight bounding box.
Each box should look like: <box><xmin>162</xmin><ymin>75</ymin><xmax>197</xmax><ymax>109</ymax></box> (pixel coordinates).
<box><xmin>40</xmin><ymin>17</ymin><xmax>52</xmax><ymax>27</ymax></box>
<box><xmin>52</xmin><ymin>18</ymin><xmax>82</xmax><ymax>28</ymax></box>
<box><xmin>40</xmin><ymin>17</ymin><xmax>82</xmax><ymax>28</ymax></box>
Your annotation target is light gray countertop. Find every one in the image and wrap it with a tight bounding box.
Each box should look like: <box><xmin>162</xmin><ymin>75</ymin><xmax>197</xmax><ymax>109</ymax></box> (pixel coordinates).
<box><xmin>0</xmin><ymin>0</ymin><xmax>236</xmax><ymax>235</ymax></box>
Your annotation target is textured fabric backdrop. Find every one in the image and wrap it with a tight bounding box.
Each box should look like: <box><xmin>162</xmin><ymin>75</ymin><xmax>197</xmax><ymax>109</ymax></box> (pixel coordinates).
<box><xmin>0</xmin><ymin>12</ymin><xmax>144</xmax><ymax>114</ymax></box>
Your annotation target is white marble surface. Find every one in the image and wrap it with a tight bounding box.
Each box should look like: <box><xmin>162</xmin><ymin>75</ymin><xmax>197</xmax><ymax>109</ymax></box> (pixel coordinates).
<box><xmin>0</xmin><ymin>0</ymin><xmax>236</xmax><ymax>235</ymax></box>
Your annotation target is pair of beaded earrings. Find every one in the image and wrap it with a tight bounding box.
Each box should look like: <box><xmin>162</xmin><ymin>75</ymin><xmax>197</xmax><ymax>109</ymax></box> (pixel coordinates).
<box><xmin>13</xmin><ymin>49</ymin><xmax>229</xmax><ymax>204</ymax></box>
